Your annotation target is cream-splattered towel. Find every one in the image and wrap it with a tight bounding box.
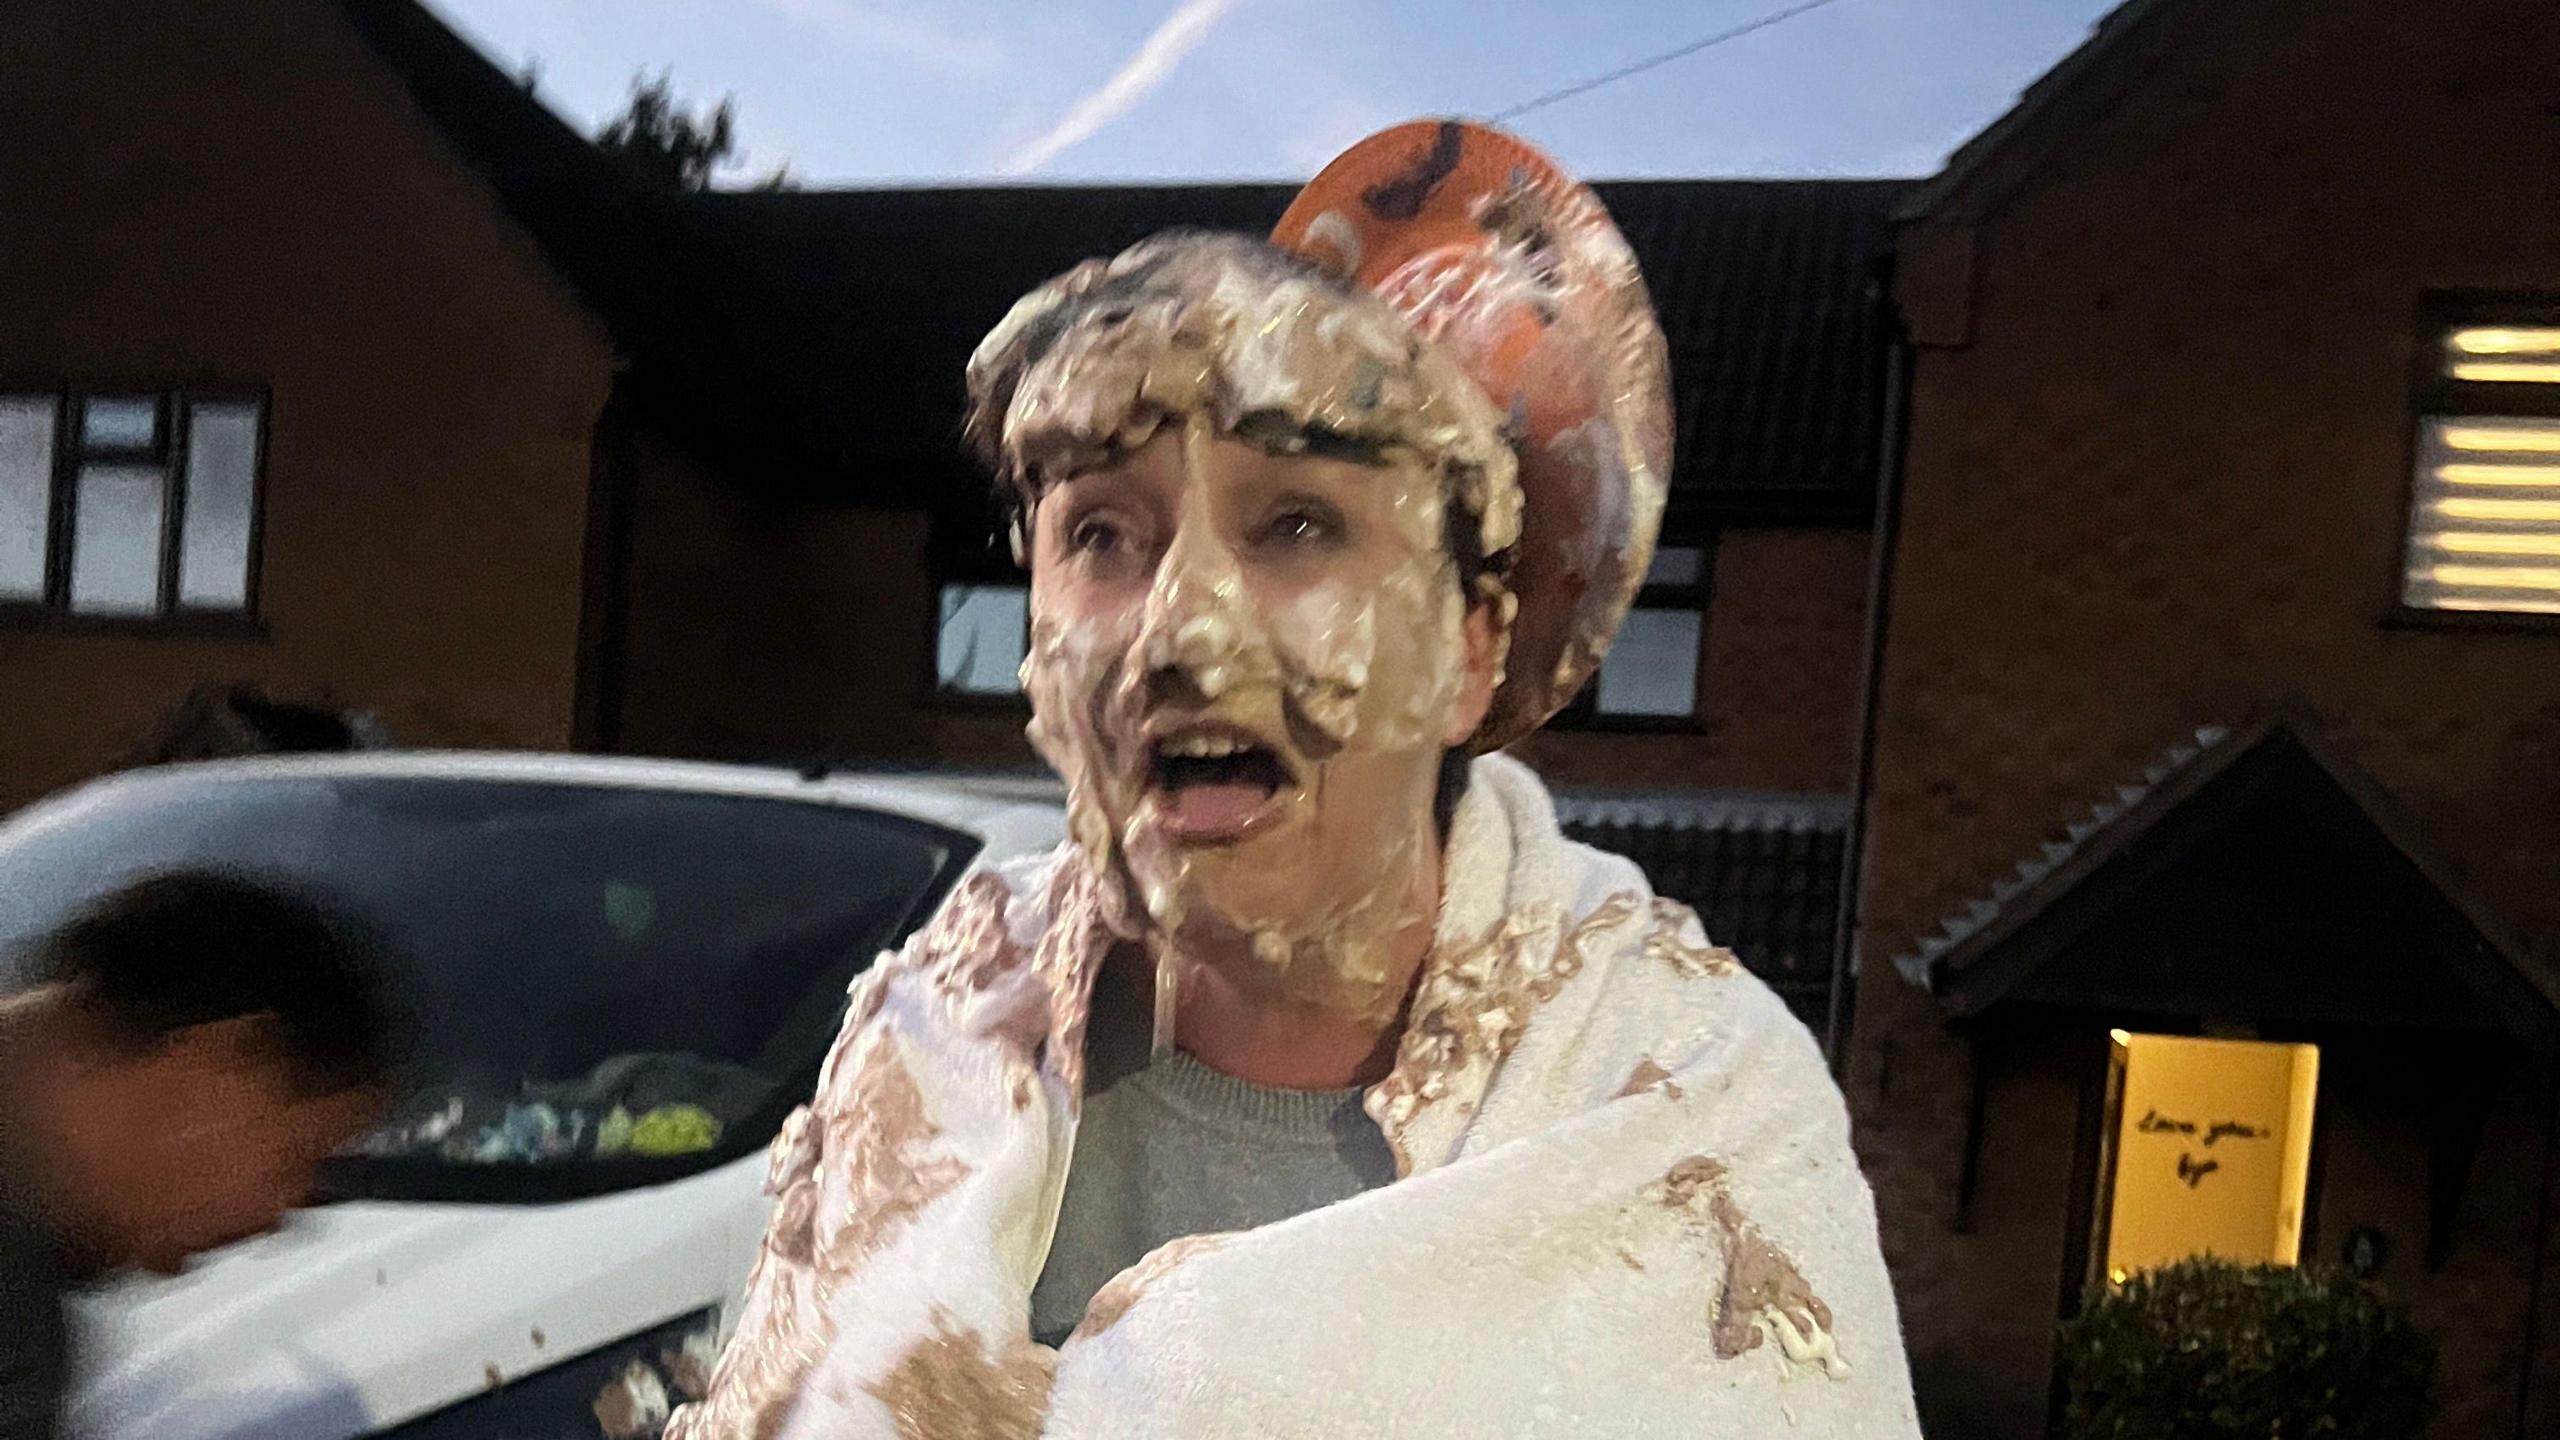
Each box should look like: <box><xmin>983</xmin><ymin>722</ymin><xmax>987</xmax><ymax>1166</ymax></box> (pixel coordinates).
<box><xmin>668</xmin><ymin>753</ymin><xmax>1920</xmax><ymax>1439</ymax></box>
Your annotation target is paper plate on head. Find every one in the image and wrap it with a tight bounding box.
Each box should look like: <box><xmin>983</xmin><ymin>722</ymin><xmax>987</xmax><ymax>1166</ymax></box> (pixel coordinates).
<box><xmin>1273</xmin><ymin>119</ymin><xmax>1673</xmax><ymax>752</ymax></box>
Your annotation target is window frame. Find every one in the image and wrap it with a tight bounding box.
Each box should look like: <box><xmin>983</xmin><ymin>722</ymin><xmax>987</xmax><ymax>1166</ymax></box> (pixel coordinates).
<box><xmin>0</xmin><ymin>380</ymin><xmax>272</xmax><ymax>636</ymax></box>
<box><xmin>1546</xmin><ymin>532</ymin><xmax>1716</xmax><ymax>734</ymax></box>
<box><xmin>2387</xmin><ymin>293</ymin><xmax>2560</xmax><ymax>635</ymax></box>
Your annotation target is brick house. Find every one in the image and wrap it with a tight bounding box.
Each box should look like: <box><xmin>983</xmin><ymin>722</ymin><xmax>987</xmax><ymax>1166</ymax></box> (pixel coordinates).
<box><xmin>27</xmin><ymin>0</ymin><xmax>2554</xmax><ymax>1432</ymax></box>
<box><xmin>1</xmin><ymin>0</ymin><xmax>617</xmax><ymax>804</ymax></box>
<box><xmin>1852</xmin><ymin>0</ymin><xmax>2560</xmax><ymax>1433</ymax></box>
<box><xmin>0</xmin><ymin>0</ymin><xmax>1892</xmax><ymax>1024</ymax></box>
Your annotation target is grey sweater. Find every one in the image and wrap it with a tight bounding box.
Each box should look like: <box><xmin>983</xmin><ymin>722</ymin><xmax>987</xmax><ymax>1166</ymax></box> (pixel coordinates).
<box><xmin>1028</xmin><ymin>980</ymin><xmax>1397</xmax><ymax>1347</ymax></box>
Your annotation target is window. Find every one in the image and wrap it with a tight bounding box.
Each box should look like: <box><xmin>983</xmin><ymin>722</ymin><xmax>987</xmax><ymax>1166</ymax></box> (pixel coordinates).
<box><xmin>0</xmin><ymin>388</ymin><xmax>266</xmax><ymax>621</ymax></box>
<box><xmin>931</xmin><ymin>504</ymin><xmax>1032</xmax><ymax>701</ymax></box>
<box><xmin>0</xmin><ymin>400</ymin><xmax>53</xmax><ymax>603</ymax></box>
<box><xmin>2402</xmin><ymin>314</ymin><xmax>2560</xmax><ymax>618</ymax></box>
<box><xmin>936</xmin><ymin>581</ymin><xmax>1029</xmax><ymax>695</ymax></box>
<box><xmin>1554</xmin><ymin>542</ymin><xmax>1711</xmax><ymax>727</ymax></box>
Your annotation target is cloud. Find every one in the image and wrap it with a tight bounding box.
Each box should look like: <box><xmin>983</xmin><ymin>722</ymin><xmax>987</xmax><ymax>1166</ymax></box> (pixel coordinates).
<box><xmin>740</xmin><ymin>0</ymin><xmax>1013</xmax><ymax>80</ymax></box>
<box><xmin>1002</xmin><ymin>0</ymin><xmax>1238</xmax><ymax>175</ymax></box>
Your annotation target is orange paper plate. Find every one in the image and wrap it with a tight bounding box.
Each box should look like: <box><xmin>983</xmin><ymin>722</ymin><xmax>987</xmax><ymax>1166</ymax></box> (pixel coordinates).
<box><xmin>1274</xmin><ymin>120</ymin><xmax>1672</xmax><ymax>749</ymax></box>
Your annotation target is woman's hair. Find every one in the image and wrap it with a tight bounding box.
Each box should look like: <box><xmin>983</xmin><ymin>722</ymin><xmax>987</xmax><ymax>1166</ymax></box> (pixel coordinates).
<box><xmin>1433</xmin><ymin>748</ymin><xmax>1473</xmax><ymax>840</ymax></box>
<box><xmin>964</xmin><ymin>230</ymin><xmax>1520</xmax><ymax>598</ymax></box>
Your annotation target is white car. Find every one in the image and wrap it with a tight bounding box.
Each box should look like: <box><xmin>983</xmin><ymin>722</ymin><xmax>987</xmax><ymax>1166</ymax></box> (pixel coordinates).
<box><xmin>0</xmin><ymin>752</ymin><xmax>1063</xmax><ymax>1439</ymax></box>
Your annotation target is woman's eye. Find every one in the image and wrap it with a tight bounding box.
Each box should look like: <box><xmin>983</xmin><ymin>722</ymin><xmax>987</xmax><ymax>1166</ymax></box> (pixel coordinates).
<box><xmin>1261</xmin><ymin>506</ymin><xmax>1340</xmax><ymax>548</ymax></box>
<box><xmin>1069</xmin><ymin>516</ymin><xmax>1124</xmax><ymax>554</ymax></box>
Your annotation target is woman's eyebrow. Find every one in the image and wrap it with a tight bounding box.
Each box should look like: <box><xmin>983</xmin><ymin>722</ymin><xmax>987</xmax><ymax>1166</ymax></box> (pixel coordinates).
<box><xmin>1230</xmin><ymin>412</ymin><xmax>1394</xmax><ymax>464</ymax></box>
<box><xmin>1053</xmin><ymin>461</ymin><xmax>1148</xmax><ymax>498</ymax></box>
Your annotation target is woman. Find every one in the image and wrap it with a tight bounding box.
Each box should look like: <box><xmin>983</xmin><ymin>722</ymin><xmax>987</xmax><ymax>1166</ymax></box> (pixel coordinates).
<box><xmin>669</xmin><ymin>121</ymin><xmax>1917</xmax><ymax>1439</ymax></box>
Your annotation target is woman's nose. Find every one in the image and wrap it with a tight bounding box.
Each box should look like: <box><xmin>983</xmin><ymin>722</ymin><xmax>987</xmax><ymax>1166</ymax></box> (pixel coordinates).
<box><xmin>1136</xmin><ymin>520</ymin><xmax>1251</xmax><ymax>698</ymax></box>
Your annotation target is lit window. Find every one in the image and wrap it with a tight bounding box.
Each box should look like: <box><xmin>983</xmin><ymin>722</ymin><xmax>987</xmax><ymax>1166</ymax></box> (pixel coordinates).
<box><xmin>2404</xmin><ymin>318</ymin><xmax>2560</xmax><ymax>617</ymax></box>
<box><xmin>2442</xmin><ymin>325</ymin><xmax>2560</xmax><ymax>384</ymax></box>
<box><xmin>936</xmin><ymin>583</ymin><xmax>1028</xmax><ymax>695</ymax></box>
<box><xmin>0</xmin><ymin>389</ymin><xmax>265</xmax><ymax>620</ymax></box>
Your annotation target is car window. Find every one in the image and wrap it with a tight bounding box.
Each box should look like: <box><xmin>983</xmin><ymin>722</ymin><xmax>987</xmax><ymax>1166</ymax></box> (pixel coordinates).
<box><xmin>0</xmin><ymin>771</ymin><xmax>978</xmax><ymax>1199</ymax></box>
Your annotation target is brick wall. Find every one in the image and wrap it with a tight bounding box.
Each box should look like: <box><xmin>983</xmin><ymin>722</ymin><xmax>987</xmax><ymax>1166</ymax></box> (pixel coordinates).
<box><xmin>612</xmin><ymin>425</ymin><xmax>763</xmax><ymax>761</ymax></box>
<box><xmin>619</xmin><ymin>515</ymin><xmax>1868</xmax><ymax>789</ymax></box>
<box><xmin>1856</xmin><ymin>0</ymin><xmax>2560</xmax><ymax>1432</ymax></box>
<box><xmin>1509</xmin><ymin>525</ymin><xmax>1871</xmax><ymax>793</ymax></box>
<box><xmin>0</xmin><ymin>0</ymin><xmax>615</xmax><ymax>808</ymax></box>
<box><xmin>611</xmin><ymin>439</ymin><xmax>1040</xmax><ymax>770</ymax></box>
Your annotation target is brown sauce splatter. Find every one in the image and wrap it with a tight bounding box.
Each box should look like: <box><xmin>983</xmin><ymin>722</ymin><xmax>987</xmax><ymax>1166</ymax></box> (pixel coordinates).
<box><xmin>1656</xmin><ymin>1156</ymin><xmax>1848</xmax><ymax>1379</ymax></box>
<box><xmin>864</xmin><ymin>1308</ymin><xmax>1055</xmax><ymax>1440</ymax></box>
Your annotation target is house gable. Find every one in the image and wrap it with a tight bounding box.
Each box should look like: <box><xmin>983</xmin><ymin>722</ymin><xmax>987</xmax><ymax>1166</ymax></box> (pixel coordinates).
<box><xmin>1903</xmin><ymin>710</ymin><xmax>2559</xmax><ymax>1053</ymax></box>
<box><xmin>0</xmin><ymin>0</ymin><xmax>619</xmax><ymax>801</ymax></box>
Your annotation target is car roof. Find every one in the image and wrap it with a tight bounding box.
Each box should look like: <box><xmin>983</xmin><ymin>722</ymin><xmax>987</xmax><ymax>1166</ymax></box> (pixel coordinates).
<box><xmin>44</xmin><ymin>752</ymin><xmax>1065</xmax><ymax>859</ymax></box>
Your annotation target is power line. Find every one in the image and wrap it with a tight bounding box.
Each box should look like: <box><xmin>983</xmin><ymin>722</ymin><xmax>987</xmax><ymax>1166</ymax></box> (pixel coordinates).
<box><xmin>1490</xmin><ymin>0</ymin><xmax>1852</xmax><ymax>124</ymax></box>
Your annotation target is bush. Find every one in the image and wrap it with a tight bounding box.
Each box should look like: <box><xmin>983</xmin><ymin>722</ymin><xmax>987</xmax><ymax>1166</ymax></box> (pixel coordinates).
<box><xmin>2057</xmin><ymin>1257</ymin><xmax>2434</xmax><ymax>1440</ymax></box>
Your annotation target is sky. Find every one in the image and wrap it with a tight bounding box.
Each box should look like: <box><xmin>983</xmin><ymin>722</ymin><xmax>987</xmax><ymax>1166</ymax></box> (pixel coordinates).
<box><xmin>425</xmin><ymin>0</ymin><xmax>2124</xmax><ymax>187</ymax></box>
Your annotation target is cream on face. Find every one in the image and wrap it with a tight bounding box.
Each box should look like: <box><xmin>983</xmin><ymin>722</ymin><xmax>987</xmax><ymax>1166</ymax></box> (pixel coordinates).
<box><xmin>1023</xmin><ymin>419</ymin><xmax>1487</xmax><ymax>1026</ymax></box>
<box><xmin>970</xmin><ymin>234</ymin><xmax>1523</xmax><ymax>582</ymax></box>
<box><xmin>966</xmin><ymin>235</ymin><xmax>1528</xmax><ymax>1033</ymax></box>
<box><xmin>968</xmin><ymin>235</ymin><xmax>1528</xmax><ymax>1032</ymax></box>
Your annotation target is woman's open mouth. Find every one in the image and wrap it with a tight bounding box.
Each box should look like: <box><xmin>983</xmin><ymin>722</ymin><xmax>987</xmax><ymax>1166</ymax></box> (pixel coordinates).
<box><xmin>1140</xmin><ymin>722</ymin><xmax>1298</xmax><ymax>844</ymax></box>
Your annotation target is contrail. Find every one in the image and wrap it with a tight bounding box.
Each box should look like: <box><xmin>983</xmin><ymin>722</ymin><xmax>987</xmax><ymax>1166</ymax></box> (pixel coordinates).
<box><xmin>1003</xmin><ymin>0</ymin><xmax>1236</xmax><ymax>175</ymax></box>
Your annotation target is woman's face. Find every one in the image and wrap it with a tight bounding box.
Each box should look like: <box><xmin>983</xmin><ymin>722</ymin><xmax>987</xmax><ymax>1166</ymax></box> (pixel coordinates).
<box><xmin>1024</xmin><ymin>418</ymin><xmax>1499</xmax><ymax>1021</ymax></box>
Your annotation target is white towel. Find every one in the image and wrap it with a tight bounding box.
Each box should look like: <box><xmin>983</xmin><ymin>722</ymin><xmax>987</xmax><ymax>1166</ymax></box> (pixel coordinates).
<box><xmin>669</xmin><ymin>753</ymin><xmax>1920</xmax><ymax>1438</ymax></box>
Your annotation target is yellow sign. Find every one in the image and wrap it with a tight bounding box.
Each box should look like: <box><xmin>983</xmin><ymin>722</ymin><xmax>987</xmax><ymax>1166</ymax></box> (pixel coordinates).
<box><xmin>2100</xmin><ymin>1032</ymin><xmax>2319</xmax><ymax>1281</ymax></box>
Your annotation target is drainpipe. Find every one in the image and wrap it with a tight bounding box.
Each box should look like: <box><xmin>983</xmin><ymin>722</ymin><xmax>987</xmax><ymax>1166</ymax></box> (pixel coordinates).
<box><xmin>2518</xmin><ymin>1067</ymin><xmax>2557</xmax><ymax>1438</ymax></box>
<box><xmin>1824</xmin><ymin>260</ymin><xmax>1916</xmax><ymax>1073</ymax></box>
